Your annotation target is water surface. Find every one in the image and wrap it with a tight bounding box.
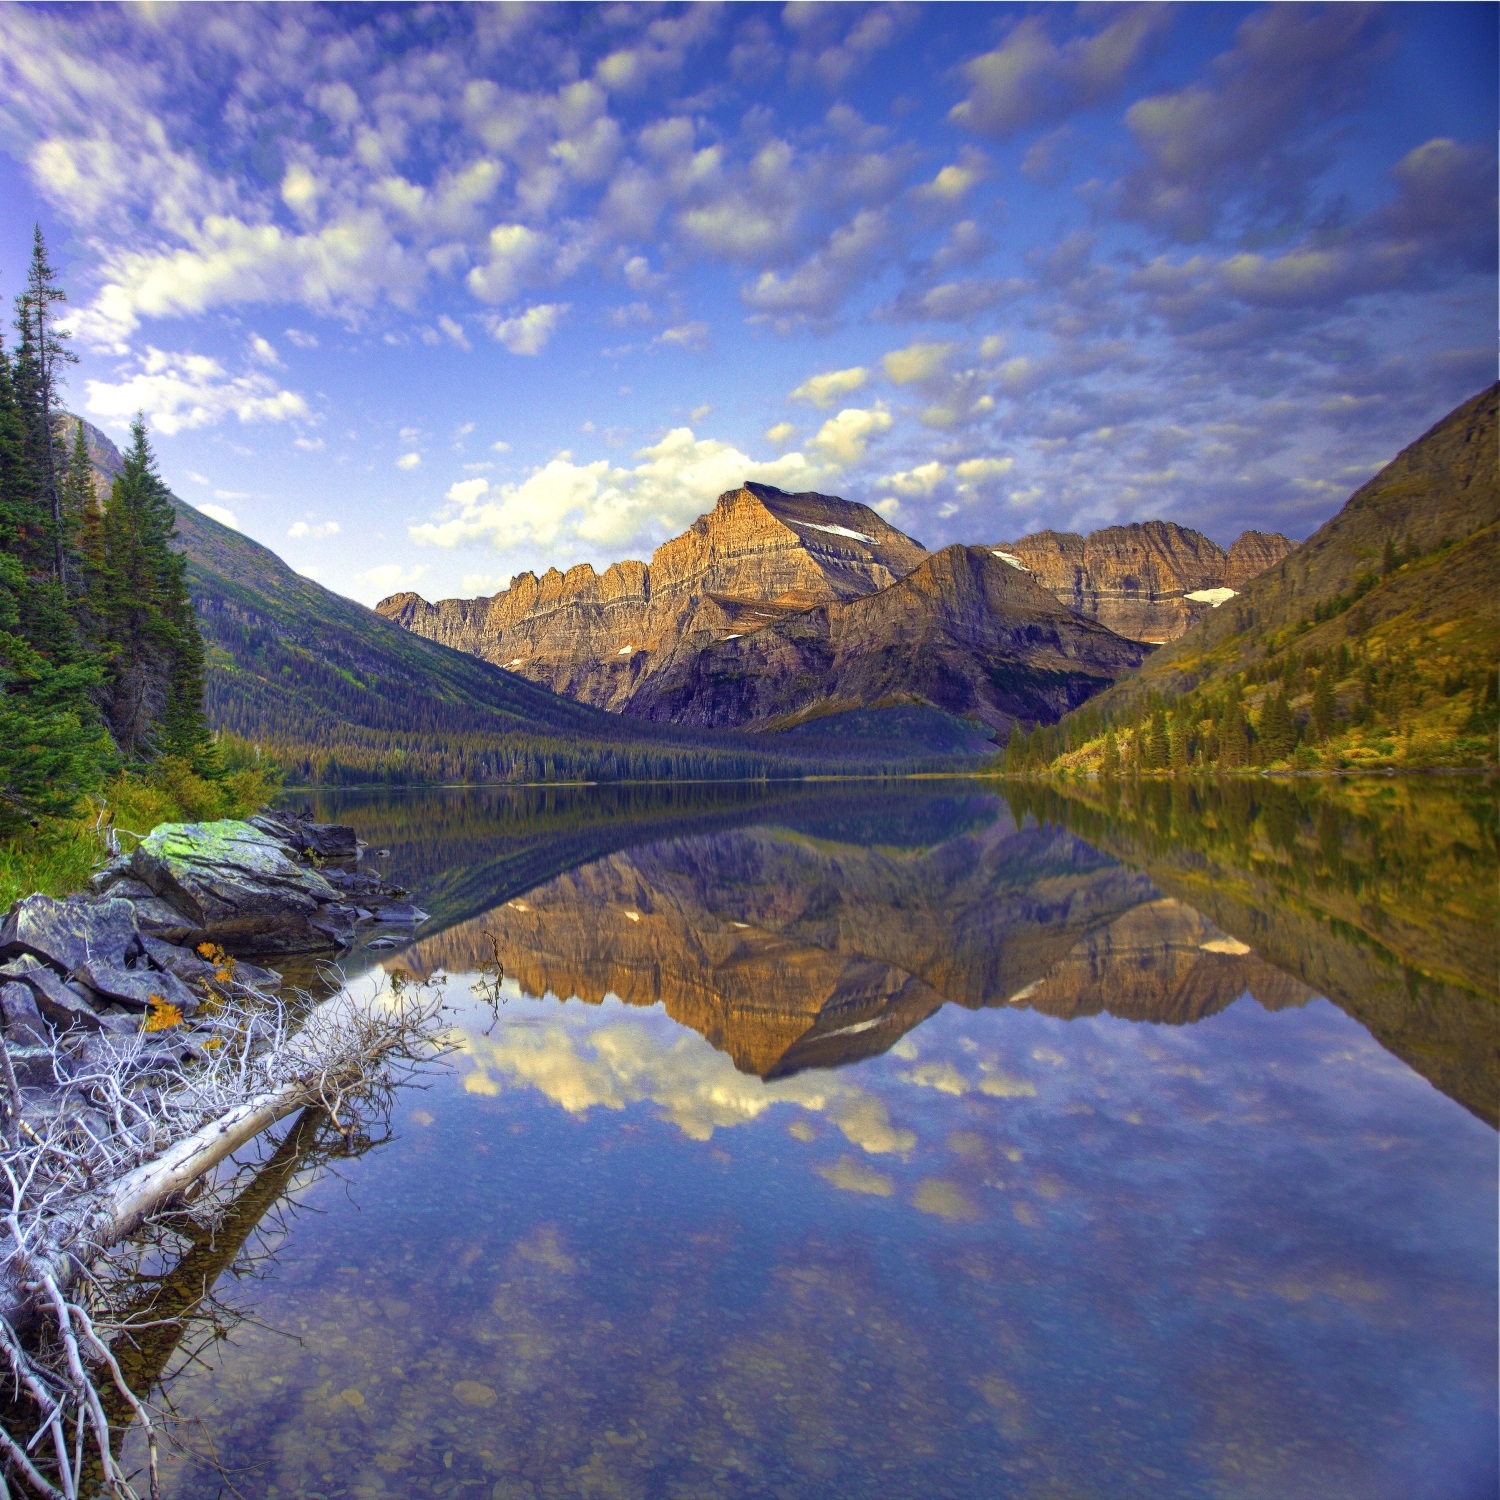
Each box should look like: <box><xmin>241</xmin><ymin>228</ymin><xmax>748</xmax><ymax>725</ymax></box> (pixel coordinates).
<box><xmin>122</xmin><ymin>778</ymin><xmax>1497</xmax><ymax>1499</ymax></box>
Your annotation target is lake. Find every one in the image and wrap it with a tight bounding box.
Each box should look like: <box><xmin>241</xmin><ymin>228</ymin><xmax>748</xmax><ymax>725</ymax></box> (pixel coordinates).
<box><xmin>118</xmin><ymin>776</ymin><xmax>1497</xmax><ymax>1500</ymax></box>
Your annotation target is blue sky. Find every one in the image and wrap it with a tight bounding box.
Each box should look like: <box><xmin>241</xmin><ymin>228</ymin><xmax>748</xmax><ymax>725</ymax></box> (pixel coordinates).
<box><xmin>1</xmin><ymin>3</ymin><xmax>1494</xmax><ymax>606</ymax></box>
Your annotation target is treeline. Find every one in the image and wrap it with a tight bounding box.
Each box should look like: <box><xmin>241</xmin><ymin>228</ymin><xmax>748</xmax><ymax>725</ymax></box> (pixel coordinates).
<box><xmin>1001</xmin><ymin>532</ymin><xmax>1497</xmax><ymax>777</ymax></box>
<box><xmin>1</xmin><ymin>229</ymin><xmax>225</xmax><ymax>834</ymax></box>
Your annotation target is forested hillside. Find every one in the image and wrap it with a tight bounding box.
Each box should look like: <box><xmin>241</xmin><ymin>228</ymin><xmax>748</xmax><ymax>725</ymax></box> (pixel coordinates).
<box><xmin>1002</xmin><ymin>384</ymin><xmax>1499</xmax><ymax>775</ymax></box>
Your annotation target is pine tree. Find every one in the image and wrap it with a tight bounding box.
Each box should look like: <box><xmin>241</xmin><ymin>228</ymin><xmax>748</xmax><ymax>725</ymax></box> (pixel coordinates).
<box><xmin>97</xmin><ymin>416</ymin><xmax>210</xmax><ymax>762</ymax></box>
<box><xmin>1101</xmin><ymin>729</ymin><xmax>1120</xmax><ymax>776</ymax></box>
<box><xmin>12</xmin><ymin>228</ymin><xmax>77</xmax><ymax>592</ymax></box>
<box><xmin>1311</xmin><ymin>670</ymin><xmax>1337</xmax><ymax>743</ymax></box>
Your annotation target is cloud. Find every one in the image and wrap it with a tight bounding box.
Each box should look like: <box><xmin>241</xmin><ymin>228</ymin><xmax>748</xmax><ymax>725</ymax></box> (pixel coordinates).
<box><xmin>880</xmin><ymin>462</ymin><xmax>947</xmax><ymax>497</ymax></box>
<box><xmin>880</xmin><ymin>278</ymin><xmax>1024</xmax><ymax>323</ymax></box>
<box><xmin>283</xmin><ymin>329</ymin><xmax>318</xmax><ymax>349</ymax></box>
<box><xmin>882</xmin><ymin>341</ymin><xmax>957</xmax><ymax>385</ymax></box>
<box><xmin>395</xmin><ymin>452</ymin><xmax>421</xmax><ymax>470</ymax></box>
<box><xmin>454</xmin><ymin>1003</ymin><xmax>914</xmax><ymax>1150</ymax></box>
<box><xmin>742</xmin><ymin>208</ymin><xmax>892</xmax><ymax>322</ymax></box>
<box><xmin>951</xmin><ymin>7</ymin><xmax>1172</xmax><ymax>138</ymax></box>
<box><xmin>356</xmin><ymin>562</ymin><xmax>429</xmax><ymax>603</ymax></box>
<box><xmin>247</xmin><ymin>334</ymin><xmax>281</xmax><ymax>367</ymax></box>
<box><xmin>410</xmin><ymin>427</ymin><xmax>832</xmax><ymax>556</ymax></box>
<box><xmin>655</xmin><ymin>321</ymin><xmax>709</xmax><ymax>351</ymax></box>
<box><xmin>487</xmin><ymin>303</ymin><xmax>568</xmax><ymax>355</ymax></box>
<box><xmin>811</xmin><ymin>404</ymin><xmax>893</xmax><ymax>466</ymax></box>
<box><xmin>764</xmin><ymin>421</ymin><xmax>798</xmax><ymax>447</ymax></box>
<box><xmin>912</xmin><ymin>149</ymin><xmax>988</xmax><ymax>203</ymax></box>
<box><xmin>789</xmin><ymin>366</ymin><xmax>869</xmax><ymax>409</ymax></box>
<box><xmin>195</xmin><ymin>502</ymin><xmax>239</xmax><ymax>529</ymax></box>
<box><xmin>82</xmin><ymin>347</ymin><xmax>308</xmax><ymax>436</ymax></box>
<box><xmin>288</xmin><ymin>519</ymin><xmax>341</xmax><ymax>539</ymax></box>
<box><xmin>294</xmin><ymin>436</ymin><xmax>324</xmax><ymax>451</ymax></box>
<box><xmin>1119</xmin><ymin>5</ymin><xmax>1390</xmax><ymax>241</ymax></box>
<box><xmin>955</xmin><ymin>457</ymin><xmax>1014</xmax><ymax>490</ymax></box>
<box><xmin>437</xmin><ymin>314</ymin><xmax>471</xmax><ymax>350</ymax></box>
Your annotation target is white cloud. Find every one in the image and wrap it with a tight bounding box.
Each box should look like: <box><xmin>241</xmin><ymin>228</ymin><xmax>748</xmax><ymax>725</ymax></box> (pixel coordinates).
<box><xmin>411</xmin><ymin>427</ymin><xmax>832</xmax><ymax>555</ymax></box>
<box><xmin>811</xmin><ymin>404</ymin><xmax>893</xmax><ymax>467</ymax></box>
<box><xmin>880</xmin><ymin>462</ymin><xmax>947</xmax><ymax>497</ymax></box>
<box><xmin>356</xmin><ymin>562</ymin><xmax>429</xmax><ymax>603</ymax></box>
<box><xmin>247</xmin><ymin>334</ymin><xmax>281</xmax><ymax>367</ymax></box>
<box><xmin>196</xmin><ymin>502</ymin><xmax>240</xmax><ymax>528</ymax></box>
<box><xmin>213</xmin><ymin>488</ymin><xmax>248</xmax><ymax>501</ymax></box>
<box><xmin>294</xmin><ymin>436</ymin><xmax>324</xmax><ymax>451</ymax></box>
<box><xmin>461</xmin><ymin>573</ymin><xmax>510</xmax><ymax>596</ymax></box>
<box><xmin>790</xmin><ymin>366</ymin><xmax>869</xmax><ymax>409</ymax></box>
<box><xmin>492</xmin><ymin>439</ymin><xmax>512</xmax><ymax>453</ymax></box>
<box><xmin>395</xmin><ymin>451</ymin><xmax>422</xmax><ymax>470</ymax></box>
<box><xmin>955</xmin><ymin>457</ymin><xmax>1014</xmax><ymax>486</ymax></box>
<box><xmin>438</xmin><ymin>314</ymin><xmax>471</xmax><ymax>350</ymax></box>
<box><xmin>764</xmin><ymin>421</ymin><xmax>798</xmax><ymax>447</ymax></box>
<box><xmin>284</xmin><ymin>328</ymin><xmax>318</xmax><ymax>349</ymax></box>
<box><xmin>882</xmin><ymin>341</ymin><xmax>958</xmax><ymax>386</ymax></box>
<box><xmin>913</xmin><ymin>150</ymin><xmax>989</xmax><ymax>202</ymax></box>
<box><xmin>288</xmin><ymin>519</ymin><xmax>341</xmax><ymax>539</ymax></box>
<box><xmin>487</xmin><ymin>303</ymin><xmax>568</xmax><ymax>355</ymax></box>
<box><xmin>689</xmin><ymin>404</ymin><xmax>712</xmax><ymax>421</ymax></box>
<box><xmin>83</xmin><ymin>347</ymin><xmax>308</xmax><ymax>436</ymax></box>
<box><xmin>656</xmin><ymin>321</ymin><xmax>709</xmax><ymax>350</ymax></box>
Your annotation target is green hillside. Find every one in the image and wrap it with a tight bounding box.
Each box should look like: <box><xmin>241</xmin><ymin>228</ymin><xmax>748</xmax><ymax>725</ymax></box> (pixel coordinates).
<box><xmin>1003</xmin><ymin>384</ymin><xmax>1499</xmax><ymax>775</ymax></box>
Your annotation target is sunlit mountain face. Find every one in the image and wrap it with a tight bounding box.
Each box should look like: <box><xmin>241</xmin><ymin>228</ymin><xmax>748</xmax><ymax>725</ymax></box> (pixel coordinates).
<box><xmin>2</xmin><ymin>6</ymin><xmax>1493</xmax><ymax>606</ymax></box>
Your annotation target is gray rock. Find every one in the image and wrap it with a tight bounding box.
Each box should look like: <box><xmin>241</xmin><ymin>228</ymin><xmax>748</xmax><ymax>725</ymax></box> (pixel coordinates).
<box><xmin>138</xmin><ymin>934</ymin><xmax>218</xmax><ymax>983</ymax></box>
<box><xmin>1</xmin><ymin>960</ymin><xmax>106</xmax><ymax>1031</ymax></box>
<box><xmin>0</xmin><ymin>982</ymin><xmax>49</xmax><ymax>1046</ymax></box>
<box><xmin>122</xmin><ymin>820</ymin><xmax>344</xmax><ymax>953</ymax></box>
<box><xmin>72</xmin><ymin>962</ymin><xmax>200</xmax><ymax>1016</ymax></box>
<box><xmin>0</xmin><ymin>896</ymin><xmax>139</xmax><ymax>975</ymax></box>
<box><xmin>372</xmin><ymin>902</ymin><xmax>429</xmax><ymax>924</ymax></box>
<box><xmin>128</xmin><ymin>896</ymin><xmax>200</xmax><ymax>944</ymax></box>
<box><xmin>248</xmin><ymin>812</ymin><xmax>360</xmax><ymax>862</ymax></box>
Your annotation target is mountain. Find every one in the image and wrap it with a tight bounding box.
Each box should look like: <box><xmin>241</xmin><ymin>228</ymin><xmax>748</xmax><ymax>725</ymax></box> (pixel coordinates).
<box><xmin>57</xmin><ymin>419</ymin><xmax>965</xmax><ymax>782</ymax></box>
<box><xmin>377</xmin><ymin>482</ymin><xmax>929</xmax><ymax>710</ymax></box>
<box><xmin>622</xmin><ymin>543</ymin><xmax>1150</xmax><ymax>735</ymax></box>
<box><xmin>1038</xmin><ymin>383</ymin><xmax>1499</xmax><ymax>771</ymax></box>
<box><xmin>992</xmin><ymin>521</ymin><xmax>1296</xmax><ymax>644</ymax></box>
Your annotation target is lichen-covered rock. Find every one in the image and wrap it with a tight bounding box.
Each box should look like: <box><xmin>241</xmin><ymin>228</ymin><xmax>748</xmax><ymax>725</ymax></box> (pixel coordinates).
<box><xmin>0</xmin><ymin>896</ymin><xmax>140</xmax><ymax>975</ymax></box>
<box><xmin>108</xmin><ymin>820</ymin><xmax>345</xmax><ymax>953</ymax></box>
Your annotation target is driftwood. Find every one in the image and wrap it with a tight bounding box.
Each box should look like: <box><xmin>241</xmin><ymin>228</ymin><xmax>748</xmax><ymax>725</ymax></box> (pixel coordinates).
<box><xmin>0</xmin><ymin>971</ymin><xmax>448</xmax><ymax>1499</ymax></box>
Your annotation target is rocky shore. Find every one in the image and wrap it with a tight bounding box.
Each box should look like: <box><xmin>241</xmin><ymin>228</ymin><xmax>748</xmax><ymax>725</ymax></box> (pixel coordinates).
<box><xmin>0</xmin><ymin>809</ymin><xmax>426</xmax><ymax>1098</ymax></box>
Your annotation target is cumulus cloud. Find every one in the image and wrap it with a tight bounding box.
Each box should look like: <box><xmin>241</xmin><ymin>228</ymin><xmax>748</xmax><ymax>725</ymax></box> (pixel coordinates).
<box><xmin>487</xmin><ymin>303</ymin><xmax>568</xmax><ymax>354</ymax></box>
<box><xmin>951</xmin><ymin>7</ymin><xmax>1172</xmax><ymax>138</ymax></box>
<box><xmin>410</xmin><ymin>427</ymin><xmax>833</xmax><ymax>556</ymax></box>
<box><xmin>83</xmin><ymin>348</ymin><xmax>308</xmax><ymax>436</ymax></box>
<box><xmin>882</xmin><ymin>341</ymin><xmax>958</xmax><ymax>386</ymax></box>
<box><xmin>880</xmin><ymin>462</ymin><xmax>947</xmax><ymax>497</ymax></box>
<box><xmin>764</xmin><ymin>421</ymin><xmax>798</xmax><ymax>448</ymax></box>
<box><xmin>195</xmin><ymin>502</ymin><xmax>240</xmax><ymax>529</ymax></box>
<box><xmin>789</xmin><ymin>366</ymin><xmax>869</xmax><ymax>409</ymax></box>
<box><xmin>655</xmin><ymin>321</ymin><xmax>709</xmax><ymax>351</ymax></box>
<box><xmin>912</xmin><ymin>149</ymin><xmax>989</xmax><ymax>203</ymax></box>
<box><xmin>288</xmin><ymin>519</ymin><xmax>341</xmax><ymax>539</ymax></box>
<box><xmin>811</xmin><ymin>404</ymin><xmax>893</xmax><ymax>466</ymax></box>
<box><xmin>395</xmin><ymin>452</ymin><xmax>421</xmax><ymax>470</ymax></box>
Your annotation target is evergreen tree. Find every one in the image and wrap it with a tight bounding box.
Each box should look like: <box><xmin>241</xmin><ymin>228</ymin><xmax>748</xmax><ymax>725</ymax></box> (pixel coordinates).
<box><xmin>1101</xmin><ymin>729</ymin><xmax>1120</xmax><ymax>776</ymax></box>
<box><xmin>1311</xmin><ymin>670</ymin><xmax>1337</xmax><ymax>743</ymax></box>
<box><xmin>96</xmin><ymin>416</ymin><xmax>210</xmax><ymax>762</ymax></box>
<box><xmin>12</xmin><ymin>228</ymin><xmax>76</xmax><ymax>591</ymax></box>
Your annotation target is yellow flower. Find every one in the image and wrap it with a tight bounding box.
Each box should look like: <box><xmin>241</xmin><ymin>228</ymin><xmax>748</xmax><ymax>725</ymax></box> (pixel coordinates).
<box><xmin>143</xmin><ymin>997</ymin><xmax>184</xmax><ymax>1032</ymax></box>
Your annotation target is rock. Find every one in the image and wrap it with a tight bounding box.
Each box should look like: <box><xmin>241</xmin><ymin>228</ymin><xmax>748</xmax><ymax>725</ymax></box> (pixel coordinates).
<box><xmin>376</xmin><ymin>482</ymin><xmax>930</xmax><ymax>712</ymax></box>
<box><xmin>625</xmin><ymin>546</ymin><xmax>1151</xmax><ymax>736</ymax></box>
<box><xmin>1226</xmin><ymin>529</ymin><xmax>1298</xmax><ymax>588</ymax></box>
<box><xmin>248</xmin><ymin>811</ymin><xmax>360</xmax><ymax>862</ymax></box>
<box><xmin>1</xmin><ymin>959</ymin><xmax>106</xmax><ymax>1031</ymax></box>
<box><xmin>0</xmin><ymin>896</ymin><xmax>140</xmax><ymax>975</ymax></box>
<box><xmin>371</xmin><ymin>902</ymin><xmax>429</xmax><ymax>924</ymax></box>
<box><xmin>137</xmin><ymin>934</ymin><xmax>218</xmax><ymax>983</ymax></box>
<box><xmin>126</xmin><ymin>896</ymin><xmax>201</xmax><ymax>944</ymax></box>
<box><xmin>0</xmin><ymin>982</ymin><xmax>49</xmax><ymax>1046</ymax></box>
<box><xmin>993</xmin><ymin>521</ymin><xmax>1297</xmax><ymax>644</ymax></box>
<box><xmin>106</xmin><ymin>820</ymin><xmax>348</xmax><ymax>954</ymax></box>
<box><xmin>72</xmin><ymin>962</ymin><xmax>200</xmax><ymax>1016</ymax></box>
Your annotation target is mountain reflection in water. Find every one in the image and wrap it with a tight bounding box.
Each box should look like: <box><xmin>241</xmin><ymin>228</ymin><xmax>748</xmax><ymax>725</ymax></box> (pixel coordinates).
<box><xmin>114</xmin><ymin>777</ymin><xmax>1494</xmax><ymax>1500</ymax></box>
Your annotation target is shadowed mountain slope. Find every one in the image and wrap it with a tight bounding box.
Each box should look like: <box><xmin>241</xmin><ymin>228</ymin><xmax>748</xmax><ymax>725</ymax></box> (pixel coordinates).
<box><xmin>623</xmin><ymin>544</ymin><xmax>1150</xmax><ymax>736</ymax></box>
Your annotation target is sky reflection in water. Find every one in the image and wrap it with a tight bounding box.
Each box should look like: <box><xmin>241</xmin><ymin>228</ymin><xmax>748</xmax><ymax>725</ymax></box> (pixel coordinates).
<box><xmin>131</xmin><ymin>788</ymin><xmax>1496</xmax><ymax>1500</ymax></box>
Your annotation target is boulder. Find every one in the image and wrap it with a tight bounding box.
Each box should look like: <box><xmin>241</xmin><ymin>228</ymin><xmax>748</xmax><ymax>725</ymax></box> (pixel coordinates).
<box><xmin>102</xmin><ymin>820</ymin><xmax>347</xmax><ymax>954</ymax></box>
<box><xmin>72</xmin><ymin>962</ymin><xmax>200</xmax><ymax>1016</ymax></box>
<box><xmin>0</xmin><ymin>983</ymin><xmax>48</xmax><ymax>1046</ymax></box>
<box><xmin>0</xmin><ymin>896</ymin><xmax>139</xmax><ymax>975</ymax></box>
<box><xmin>0</xmin><ymin>959</ymin><xmax>106</xmax><ymax>1031</ymax></box>
<box><xmin>248</xmin><ymin>811</ymin><xmax>360</xmax><ymax>862</ymax></box>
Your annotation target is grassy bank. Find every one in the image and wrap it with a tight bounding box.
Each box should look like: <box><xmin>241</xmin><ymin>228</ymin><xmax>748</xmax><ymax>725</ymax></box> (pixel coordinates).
<box><xmin>0</xmin><ymin>755</ymin><xmax>282</xmax><ymax>909</ymax></box>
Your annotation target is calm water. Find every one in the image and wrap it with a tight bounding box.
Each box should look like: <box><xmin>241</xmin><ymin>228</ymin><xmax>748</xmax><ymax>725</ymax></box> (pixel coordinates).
<box><xmin>120</xmin><ymin>778</ymin><xmax>1497</xmax><ymax>1500</ymax></box>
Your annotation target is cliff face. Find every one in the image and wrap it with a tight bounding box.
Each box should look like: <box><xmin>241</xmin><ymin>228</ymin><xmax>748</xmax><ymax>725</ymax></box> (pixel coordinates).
<box><xmin>624</xmin><ymin>544</ymin><xmax>1151</xmax><ymax>735</ymax></box>
<box><xmin>378</xmin><ymin>483</ymin><xmax>928</xmax><ymax>711</ymax></box>
<box><xmin>994</xmin><ymin>521</ymin><xmax>1295</xmax><ymax>643</ymax></box>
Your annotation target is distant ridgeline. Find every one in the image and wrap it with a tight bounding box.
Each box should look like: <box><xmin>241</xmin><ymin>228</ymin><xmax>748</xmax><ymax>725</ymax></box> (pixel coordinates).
<box><xmin>1002</xmin><ymin>384</ymin><xmax>1499</xmax><ymax>775</ymax></box>
<box><xmin>71</xmin><ymin>420</ymin><xmax>975</xmax><ymax>785</ymax></box>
